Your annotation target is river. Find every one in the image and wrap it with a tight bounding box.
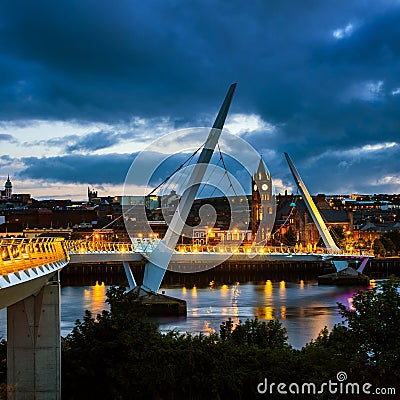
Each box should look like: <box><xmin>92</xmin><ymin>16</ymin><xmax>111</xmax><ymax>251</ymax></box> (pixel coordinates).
<box><xmin>1</xmin><ymin>276</ymin><xmax>373</xmax><ymax>349</ymax></box>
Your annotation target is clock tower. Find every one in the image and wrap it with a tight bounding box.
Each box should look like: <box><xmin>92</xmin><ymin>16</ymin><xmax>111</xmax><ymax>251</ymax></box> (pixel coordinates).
<box><xmin>251</xmin><ymin>157</ymin><xmax>275</xmax><ymax>243</ymax></box>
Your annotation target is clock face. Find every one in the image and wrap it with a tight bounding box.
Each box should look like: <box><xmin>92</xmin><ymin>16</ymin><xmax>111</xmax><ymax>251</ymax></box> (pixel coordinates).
<box><xmin>253</xmin><ymin>184</ymin><xmax>258</xmax><ymax>191</ymax></box>
<box><xmin>262</xmin><ymin>184</ymin><xmax>268</xmax><ymax>191</ymax></box>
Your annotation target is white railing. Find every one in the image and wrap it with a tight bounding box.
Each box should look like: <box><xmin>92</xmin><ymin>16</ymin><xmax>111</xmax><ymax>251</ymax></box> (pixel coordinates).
<box><xmin>0</xmin><ymin>237</ymin><xmax>68</xmax><ymax>276</ymax></box>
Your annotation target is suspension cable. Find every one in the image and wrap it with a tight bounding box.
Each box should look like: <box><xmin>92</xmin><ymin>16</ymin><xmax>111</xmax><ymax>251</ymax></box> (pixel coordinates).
<box><xmin>147</xmin><ymin>143</ymin><xmax>204</xmax><ymax>196</ymax></box>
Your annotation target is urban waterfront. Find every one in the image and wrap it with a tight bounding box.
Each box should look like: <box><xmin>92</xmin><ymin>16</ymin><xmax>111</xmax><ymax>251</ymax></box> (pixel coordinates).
<box><xmin>0</xmin><ymin>275</ymin><xmax>373</xmax><ymax>349</ymax></box>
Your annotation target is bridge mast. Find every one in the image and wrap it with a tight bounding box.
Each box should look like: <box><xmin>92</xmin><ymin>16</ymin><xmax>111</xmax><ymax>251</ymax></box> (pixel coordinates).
<box><xmin>141</xmin><ymin>83</ymin><xmax>237</xmax><ymax>293</ymax></box>
<box><xmin>284</xmin><ymin>152</ymin><xmax>341</xmax><ymax>254</ymax></box>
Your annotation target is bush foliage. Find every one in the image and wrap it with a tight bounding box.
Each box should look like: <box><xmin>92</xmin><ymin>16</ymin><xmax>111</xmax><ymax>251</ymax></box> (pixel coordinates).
<box><xmin>60</xmin><ymin>279</ymin><xmax>400</xmax><ymax>399</ymax></box>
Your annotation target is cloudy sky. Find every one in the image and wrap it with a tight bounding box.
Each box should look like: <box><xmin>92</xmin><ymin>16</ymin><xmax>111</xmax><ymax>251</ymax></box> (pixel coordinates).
<box><xmin>0</xmin><ymin>0</ymin><xmax>399</xmax><ymax>200</ymax></box>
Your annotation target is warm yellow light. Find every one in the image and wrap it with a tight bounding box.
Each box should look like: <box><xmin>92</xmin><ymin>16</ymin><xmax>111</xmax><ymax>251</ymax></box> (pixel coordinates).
<box><xmin>369</xmin><ymin>279</ymin><xmax>376</xmax><ymax>288</ymax></box>
<box><xmin>265</xmin><ymin>306</ymin><xmax>273</xmax><ymax>320</ymax></box>
<box><xmin>264</xmin><ymin>280</ymin><xmax>272</xmax><ymax>297</ymax></box>
<box><xmin>221</xmin><ymin>284</ymin><xmax>228</xmax><ymax>290</ymax></box>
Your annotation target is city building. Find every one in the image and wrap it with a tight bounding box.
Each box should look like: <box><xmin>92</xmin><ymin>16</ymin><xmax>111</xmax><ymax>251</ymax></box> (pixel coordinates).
<box><xmin>274</xmin><ymin>193</ymin><xmax>353</xmax><ymax>247</ymax></box>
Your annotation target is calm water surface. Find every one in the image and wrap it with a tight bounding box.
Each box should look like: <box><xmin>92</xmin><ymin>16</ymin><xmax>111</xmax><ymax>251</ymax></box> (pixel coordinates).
<box><xmin>0</xmin><ymin>278</ymin><xmax>367</xmax><ymax>349</ymax></box>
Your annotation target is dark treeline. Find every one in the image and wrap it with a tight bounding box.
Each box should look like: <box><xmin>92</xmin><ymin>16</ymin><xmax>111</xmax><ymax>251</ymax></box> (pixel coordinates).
<box><xmin>1</xmin><ymin>279</ymin><xmax>399</xmax><ymax>399</ymax></box>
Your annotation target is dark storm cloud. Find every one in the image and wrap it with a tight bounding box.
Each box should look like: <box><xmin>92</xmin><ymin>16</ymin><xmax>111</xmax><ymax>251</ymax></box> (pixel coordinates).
<box><xmin>19</xmin><ymin>154</ymin><xmax>135</xmax><ymax>184</ymax></box>
<box><xmin>65</xmin><ymin>131</ymin><xmax>121</xmax><ymax>152</ymax></box>
<box><xmin>0</xmin><ymin>0</ymin><xmax>392</xmax><ymax>121</ymax></box>
<box><xmin>17</xmin><ymin>149</ymin><xmax>252</xmax><ymax>191</ymax></box>
<box><xmin>0</xmin><ymin>133</ymin><xmax>16</xmax><ymax>142</ymax></box>
<box><xmin>18</xmin><ymin>151</ymin><xmax>196</xmax><ymax>186</ymax></box>
<box><xmin>1</xmin><ymin>0</ymin><xmax>399</xmax><ymax>193</ymax></box>
<box><xmin>31</xmin><ymin>131</ymin><xmax>120</xmax><ymax>153</ymax></box>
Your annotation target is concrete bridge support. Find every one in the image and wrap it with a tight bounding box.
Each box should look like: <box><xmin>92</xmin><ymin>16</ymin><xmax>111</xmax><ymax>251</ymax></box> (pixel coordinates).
<box><xmin>7</xmin><ymin>276</ymin><xmax>61</xmax><ymax>400</ymax></box>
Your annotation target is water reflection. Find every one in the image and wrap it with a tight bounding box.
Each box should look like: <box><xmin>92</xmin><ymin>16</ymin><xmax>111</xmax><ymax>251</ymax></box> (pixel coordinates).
<box><xmin>156</xmin><ymin>280</ymin><xmax>362</xmax><ymax>348</ymax></box>
<box><xmin>264</xmin><ymin>280</ymin><xmax>273</xmax><ymax>299</ymax></box>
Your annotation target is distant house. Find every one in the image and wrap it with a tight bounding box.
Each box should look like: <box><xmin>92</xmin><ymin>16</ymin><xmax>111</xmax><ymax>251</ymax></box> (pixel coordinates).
<box><xmin>353</xmin><ymin>221</ymin><xmax>400</xmax><ymax>243</ymax></box>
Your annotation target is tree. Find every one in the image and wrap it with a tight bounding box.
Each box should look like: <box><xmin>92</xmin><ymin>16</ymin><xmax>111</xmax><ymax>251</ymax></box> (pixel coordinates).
<box><xmin>380</xmin><ymin>235</ymin><xmax>395</xmax><ymax>255</ymax></box>
<box><xmin>219</xmin><ymin>317</ymin><xmax>289</xmax><ymax>349</ymax></box>
<box><xmin>327</xmin><ymin>278</ymin><xmax>400</xmax><ymax>387</ymax></box>
<box><xmin>383</xmin><ymin>231</ymin><xmax>400</xmax><ymax>254</ymax></box>
<box><xmin>299</xmin><ymin>278</ymin><xmax>400</xmax><ymax>390</ymax></box>
<box><xmin>62</xmin><ymin>288</ymin><xmax>164</xmax><ymax>400</ymax></box>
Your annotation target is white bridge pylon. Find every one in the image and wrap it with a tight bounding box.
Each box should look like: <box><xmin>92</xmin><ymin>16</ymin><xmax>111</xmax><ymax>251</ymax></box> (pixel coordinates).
<box><xmin>284</xmin><ymin>152</ymin><xmax>341</xmax><ymax>254</ymax></box>
<box><xmin>141</xmin><ymin>83</ymin><xmax>237</xmax><ymax>293</ymax></box>
<box><xmin>284</xmin><ymin>152</ymin><xmax>363</xmax><ymax>273</ymax></box>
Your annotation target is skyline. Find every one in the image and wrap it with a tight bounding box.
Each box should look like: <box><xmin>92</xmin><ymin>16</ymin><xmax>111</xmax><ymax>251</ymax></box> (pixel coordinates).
<box><xmin>0</xmin><ymin>1</ymin><xmax>400</xmax><ymax>200</ymax></box>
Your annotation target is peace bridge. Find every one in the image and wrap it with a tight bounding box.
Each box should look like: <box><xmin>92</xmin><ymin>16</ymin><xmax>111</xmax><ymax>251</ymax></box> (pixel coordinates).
<box><xmin>1</xmin><ymin>236</ymin><xmax>372</xmax><ymax>311</ymax></box>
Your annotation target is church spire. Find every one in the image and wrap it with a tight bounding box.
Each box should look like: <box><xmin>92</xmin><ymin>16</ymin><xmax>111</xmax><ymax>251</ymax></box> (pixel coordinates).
<box><xmin>4</xmin><ymin>174</ymin><xmax>12</xmax><ymax>198</ymax></box>
<box><xmin>254</xmin><ymin>156</ymin><xmax>270</xmax><ymax>181</ymax></box>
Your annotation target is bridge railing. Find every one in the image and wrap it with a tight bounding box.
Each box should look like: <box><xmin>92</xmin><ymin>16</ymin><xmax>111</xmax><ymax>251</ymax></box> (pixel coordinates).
<box><xmin>63</xmin><ymin>238</ymin><xmax>373</xmax><ymax>257</ymax></box>
<box><xmin>175</xmin><ymin>244</ymin><xmax>374</xmax><ymax>256</ymax></box>
<box><xmin>64</xmin><ymin>240</ymin><xmax>135</xmax><ymax>254</ymax></box>
<box><xmin>0</xmin><ymin>237</ymin><xmax>69</xmax><ymax>276</ymax></box>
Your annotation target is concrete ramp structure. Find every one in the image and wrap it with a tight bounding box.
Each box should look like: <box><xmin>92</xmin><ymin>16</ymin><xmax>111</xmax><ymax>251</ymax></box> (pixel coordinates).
<box><xmin>0</xmin><ymin>238</ymin><xmax>69</xmax><ymax>400</ymax></box>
